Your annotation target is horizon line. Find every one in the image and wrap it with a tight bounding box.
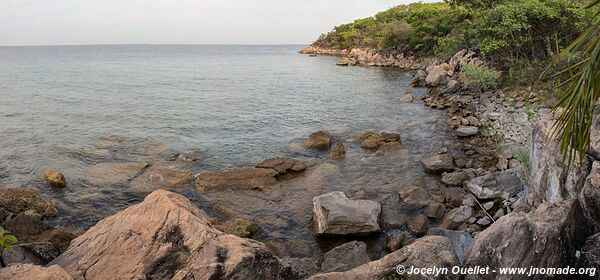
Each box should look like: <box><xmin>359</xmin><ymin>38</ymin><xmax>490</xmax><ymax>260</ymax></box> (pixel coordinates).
<box><xmin>0</xmin><ymin>43</ymin><xmax>310</xmax><ymax>48</ymax></box>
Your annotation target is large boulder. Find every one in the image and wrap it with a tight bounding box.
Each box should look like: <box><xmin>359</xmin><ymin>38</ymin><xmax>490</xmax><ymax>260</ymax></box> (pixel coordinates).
<box><xmin>304</xmin><ymin>130</ymin><xmax>332</xmax><ymax>149</ymax></box>
<box><xmin>312</xmin><ymin>191</ymin><xmax>381</xmax><ymax>236</ymax></box>
<box><xmin>425</xmin><ymin>63</ymin><xmax>451</xmax><ymax>87</ymax></box>
<box><xmin>130</xmin><ymin>164</ymin><xmax>193</xmax><ymax>193</ymax></box>
<box><xmin>0</xmin><ymin>264</ymin><xmax>72</xmax><ymax>280</ymax></box>
<box><xmin>440</xmin><ymin>205</ymin><xmax>473</xmax><ymax>230</ymax></box>
<box><xmin>308</xmin><ymin>236</ymin><xmax>459</xmax><ymax>280</ymax></box>
<box><xmin>195</xmin><ymin>167</ymin><xmax>279</xmax><ymax>192</ymax></box>
<box><xmin>50</xmin><ymin>190</ymin><xmax>282</xmax><ymax>280</ymax></box>
<box><xmin>529</xmin><ymin>113</ymin><xmax>590</xmax><ymax>206</ymax></box>
<box><xmin>321</xmin><ymin>241</ymin><xmax>371</xmax><ymax>273</ymax></box>
<box><xmin>0</xmin><ymin>188</ymin><xmax>58</xmax><ymax>217</ymax></box>
<box><xmin>463</xmin><ymin>200</ymin><xmax>592</xmax><ymax>280</ymax></box>
<box><xmin>85</xmin><ymin>162</ymin><xmax>149</xmax><ymax>185</ymax></box>
<box><xmin>581</xmin><ymin>232</ymin><xmax>600</xmax><ymax>272</ymax></box>
<box><xmin>421</xmin><ymin>153</ymin><xmax>454</xmax><ymax>174</ymax></box>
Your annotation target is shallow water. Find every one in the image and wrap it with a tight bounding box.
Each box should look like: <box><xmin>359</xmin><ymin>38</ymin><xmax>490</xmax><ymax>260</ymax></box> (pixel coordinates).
<box><xmin>0</xmin><ymin>45</ymin><xmax>453</xmax><ymax>258</ymax></box>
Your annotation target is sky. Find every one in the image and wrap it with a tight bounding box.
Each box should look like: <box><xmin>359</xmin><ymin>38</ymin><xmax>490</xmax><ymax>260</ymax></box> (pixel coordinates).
<box><xmin>0</xmin><ymin>0</ymin><xmax>437</xmax><ymax>46</ymax></box>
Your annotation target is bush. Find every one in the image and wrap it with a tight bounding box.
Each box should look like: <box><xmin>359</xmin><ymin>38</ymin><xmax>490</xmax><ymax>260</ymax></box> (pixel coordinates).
<box><xmin>462</xmin><ymin>62</ymin><xmax>501</xmax><ymax>90</ymax></box>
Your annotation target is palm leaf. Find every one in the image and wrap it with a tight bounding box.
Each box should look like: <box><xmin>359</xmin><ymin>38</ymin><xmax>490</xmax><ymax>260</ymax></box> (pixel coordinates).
<box><xmin>552</xmin><ymin>1</ymin><xmax>600</xmax><ymax>164</ymax></box>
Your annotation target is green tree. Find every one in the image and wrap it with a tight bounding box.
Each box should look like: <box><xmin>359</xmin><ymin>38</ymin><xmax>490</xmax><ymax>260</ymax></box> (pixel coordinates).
<box><xmin>0</xmin><ymin>226</ymin><xmax>17</xmax><ymax>267</ymax></box>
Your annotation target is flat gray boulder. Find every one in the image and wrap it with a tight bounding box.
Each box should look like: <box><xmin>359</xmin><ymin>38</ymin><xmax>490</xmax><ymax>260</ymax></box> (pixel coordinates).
<box><xmin>465</xmin><ymin>169</ymin><xmax>525</xmax><ymax>200</ymax></box>
<box><xmin>455</xmin><ymin>126</ymin><xmax>478</xmax><ymax>137</ymax></box>
<box><xmin>312</xmin><ymin>191</ymin><xmax>381</xmax><ymax>236</ymax></box>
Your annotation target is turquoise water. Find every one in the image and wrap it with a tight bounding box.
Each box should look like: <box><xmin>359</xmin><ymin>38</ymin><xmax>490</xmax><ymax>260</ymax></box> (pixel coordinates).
<box><xmin>0</xmin><ymin>45</ymin><xmax>452</xmax><ymax>257</ymax></box>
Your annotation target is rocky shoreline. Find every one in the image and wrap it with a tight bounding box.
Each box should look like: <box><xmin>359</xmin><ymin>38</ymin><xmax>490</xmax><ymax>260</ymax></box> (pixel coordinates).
<box><xmin>299</xmin><ymin>46</ymin><xmax>421</xmax><ymax>69</ymax></box>
<box><xmin>1</xmin><ymin>48</ymin><xmax>599</xmax><ymax>280</ymax></box>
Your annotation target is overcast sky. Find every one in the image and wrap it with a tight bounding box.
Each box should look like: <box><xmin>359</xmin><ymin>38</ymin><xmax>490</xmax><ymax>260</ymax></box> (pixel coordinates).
<box><xmin>0</xmin><ymin>0</ymin><xmax>437</xmax><ymax>46</ymax></box>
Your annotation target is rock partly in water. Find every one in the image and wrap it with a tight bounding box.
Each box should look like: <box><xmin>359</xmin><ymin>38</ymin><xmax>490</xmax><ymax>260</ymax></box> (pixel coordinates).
<box><xmin>0</xmin><ymin>264</ymin><xmax>72</xmax><ymax>280</ymax></box>
<box><xmin>195</xmin><ymin>167</ymin><xmax>279</xmax><ymax>192</ymax></box>
<box><xmin>256</xmin><ymin>157</ymin><xmax>306</xmax><ymax>176</ymax></box>
<box><xmin>399</xmin><ymin>186</ymin><xmax>431</xmax><ymax>210</ymax></box>
<box><xmin>50</xmin><ymin>190</ymin><xmax>282</xmax><ymax>280</ymax></box>
<box><xmin>130</xmin><ymin>164</ymin><xmax>193</xmax><ymax>193</ymax></box>
<box><xmin>425</xmin><ymin>63</ymin><xmax>451</xmax><ymax>87</ymax></box>
<box><xmin>321</xmin><ymin>241</ymin><xmax>371</xmax><ymax>273</ymax></box>
<box><xmin>85</xmin><ymin>162</ymin><xmax>149</xmax><ymax>185</ymax></box>
<box><xmin>329</xmin><ymin>142</ymin><xmax>346</xmax><ymax>159</ymax></box>
<box><xmin>43</xmin><ymin>170</ymin><xmax>66</xmax><ymax>188</ymax></box>
<box><xmin>308</xmin><ymin>236</ymin><xmax>459</xmax><ymax>280</ymax></box>
<box><xmin>304</xmin><ymin>130</ymin><xmax>332</xmax><ymax>149</ymax></box>
<box><xmin>0</xmin><ymin>188</ymin><xmax>58</xmax><ymax>218</ymax></box>
<box><xmin>312</xmin><ymin>191</ymin><xmax>381</xmax><ymax>236</ymax></box>
<box><xmin>421</xmin><ymin>153</ymin><xmax>455</xmax><ymax>174</ymax></box>
<box><xmin>359</xmin><ymin>132</ymin><xmax>401</xmax><ymax>149</ymax></box>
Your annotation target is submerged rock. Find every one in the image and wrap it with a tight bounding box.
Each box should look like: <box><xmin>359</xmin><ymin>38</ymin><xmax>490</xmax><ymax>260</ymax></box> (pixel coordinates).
<box><xmin>321</xmin><ymin>241</ymin><xmax>371</xmax><ymax>273</ymax></box>
<box><xmin>85</xmin><ymin>162</ymin><xmax>149</xmax><ymax>185</ymax></box>
<box><xmin>309</xmin><ymin>236</ymin><xmax>459</xmax><ymax>280</ymax></box>
<box><xmin>42</xmin><ymin>170</ymin><xmax>66</xmax><ymax>188</ymax></box>
<box><xmin>195</xmin><ymin>167</ymin><xmax>279</xmax><ymax>192</ymax></box>
<box><xmin>51</xmin><ymin>190</ymin><xmax>282</xmax><ymax>280</ymax></box>
<box><xmin>312</xmin><ymin>191</ymin><xmax>381</xmax><ymax>236</ymax></box>
<box><xmin>130</xmin><ymin>164</ymin><xmax>193</xmax><ymax>193</ymax></box>
<box><xmin>279</xmin><ymin>258</ymin><xmax>320</xmax><ymax>280</ymax></box>
<box><xmin>0</xmin><ymin>264</ymin><xmax>72</xmax><ymax>280</ymax></box>
<box><xmin>304</xmin><ymin>130</ymin><xmax>332</xmax><ymax>149</ymax></box>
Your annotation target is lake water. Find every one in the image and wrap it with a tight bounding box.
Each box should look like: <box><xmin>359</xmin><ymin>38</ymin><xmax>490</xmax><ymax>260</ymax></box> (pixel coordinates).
<box><xmin>0</xmin><ymin>45</ymin><xmax>454</xmax><ymax>258</ymax></box>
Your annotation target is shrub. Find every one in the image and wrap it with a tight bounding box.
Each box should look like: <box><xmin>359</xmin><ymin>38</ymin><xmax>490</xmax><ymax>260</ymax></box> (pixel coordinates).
<box><xmin>462</xmin><ymin>62</ymin><xmax>501</xmax><ymax>90</ymax></box>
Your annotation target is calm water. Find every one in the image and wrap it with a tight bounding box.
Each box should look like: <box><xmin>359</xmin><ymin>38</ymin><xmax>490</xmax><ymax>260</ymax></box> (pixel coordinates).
<box><xmin>0</xmin><ymin>45</ymin><xmax>453</xmax><ymax>258</ymax></box>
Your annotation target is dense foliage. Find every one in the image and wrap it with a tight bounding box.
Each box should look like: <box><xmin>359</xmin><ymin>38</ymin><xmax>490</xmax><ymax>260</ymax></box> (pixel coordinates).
<box><xmin>312</xmin><ymin>0</ymin><xmax>592</xmax><ymax>68</ymax></box>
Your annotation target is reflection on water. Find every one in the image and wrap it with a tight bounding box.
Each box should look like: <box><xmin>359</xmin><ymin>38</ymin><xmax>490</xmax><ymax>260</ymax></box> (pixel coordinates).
<box><xmin>0</xmin><ymin>45</ymin><xmax>453</xmax><ymax>258</ymax></box>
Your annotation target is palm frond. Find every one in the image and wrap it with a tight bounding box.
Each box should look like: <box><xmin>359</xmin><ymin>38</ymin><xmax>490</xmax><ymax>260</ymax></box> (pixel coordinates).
<box><xmin>552</xmin><ymin>1</ymin><xmax>600</xmax><ymax>164</ymax></box>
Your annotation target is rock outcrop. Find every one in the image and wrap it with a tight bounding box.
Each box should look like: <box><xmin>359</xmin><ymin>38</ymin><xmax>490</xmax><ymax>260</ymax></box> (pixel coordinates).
<box><xmin>51</xmin><ymin>190</ymin><xmax>282</xmax><ymax>280</ymax></box>
<box><xmin>312</xmin><ymin>191</ymin><xmax>381</xmax><ymax>236</ymax></box>
<box><xmin>529</xmin><ymin>113</ymin><xmax>590</xmax><ymax>206</ymax></box>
